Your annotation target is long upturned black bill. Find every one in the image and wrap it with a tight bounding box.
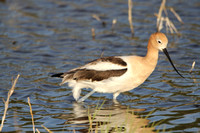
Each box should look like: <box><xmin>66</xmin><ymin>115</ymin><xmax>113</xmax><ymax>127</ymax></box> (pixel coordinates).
<box><xmin>163</xmin><ymin>48</ymin><xmax>184</xmax><ymax>78</ymax></box>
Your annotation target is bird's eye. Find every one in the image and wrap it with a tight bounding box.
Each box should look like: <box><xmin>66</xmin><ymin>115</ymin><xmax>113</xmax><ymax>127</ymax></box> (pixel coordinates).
<box><xmin>157</xmin><ymin>40</ymin><xmax>162</xmax><ymax>44</ymax></box>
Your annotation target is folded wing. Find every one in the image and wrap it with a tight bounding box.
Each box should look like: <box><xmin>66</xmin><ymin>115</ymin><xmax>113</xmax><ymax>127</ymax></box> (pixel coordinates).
<box><xmin>56</xmin><ymin>56</ymin><xmax>128</xmax><ymax>85</ymax></box>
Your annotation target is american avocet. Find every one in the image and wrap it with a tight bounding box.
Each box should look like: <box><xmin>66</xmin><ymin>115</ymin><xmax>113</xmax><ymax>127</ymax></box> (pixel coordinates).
<box><xmin>52</xmin><ymin>32</ymin><xmax>184</xmax><ymax>102</ymax></box>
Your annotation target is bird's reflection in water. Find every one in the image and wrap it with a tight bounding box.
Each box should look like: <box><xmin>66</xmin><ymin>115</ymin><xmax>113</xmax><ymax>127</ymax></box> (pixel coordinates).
<box><xmin>61</xmin><ymin>102</ymin><xmax>155</xmax><ymax>133</ymax></box>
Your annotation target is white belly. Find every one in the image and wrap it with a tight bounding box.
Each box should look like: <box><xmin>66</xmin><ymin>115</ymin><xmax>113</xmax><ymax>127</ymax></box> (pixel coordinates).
<box><xmin>69</xmin><ymin>71</ymin><xmax>146</xmax><ymax>94</ymax></box>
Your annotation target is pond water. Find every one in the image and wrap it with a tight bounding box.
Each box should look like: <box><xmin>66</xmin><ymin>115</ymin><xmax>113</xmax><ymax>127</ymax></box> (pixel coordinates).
<box><xmin>0</xmin><ymin>0</ymin><xmax>200</xmax><ymax>132</ymax></box>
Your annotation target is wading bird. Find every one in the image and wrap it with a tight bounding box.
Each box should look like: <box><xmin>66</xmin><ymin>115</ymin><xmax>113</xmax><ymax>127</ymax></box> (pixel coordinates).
<box><xmin>52</xmin><ymin>32</ymin><xmax>184</xmax><ymax>102</ymax></box>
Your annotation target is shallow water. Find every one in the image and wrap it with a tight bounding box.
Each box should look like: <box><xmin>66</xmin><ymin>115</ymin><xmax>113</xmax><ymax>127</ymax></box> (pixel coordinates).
<box><xmin>0</xmin><ymin>0</ymin><xmax>200</xmax><ymax>132</ymax></box>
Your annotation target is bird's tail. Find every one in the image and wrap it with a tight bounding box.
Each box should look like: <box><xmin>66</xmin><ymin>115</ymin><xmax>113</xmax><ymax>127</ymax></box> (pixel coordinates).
<box><xmin>51</xmin><ymin>73</ymin><xmax>64</xmax><ymax>78</ymax></box>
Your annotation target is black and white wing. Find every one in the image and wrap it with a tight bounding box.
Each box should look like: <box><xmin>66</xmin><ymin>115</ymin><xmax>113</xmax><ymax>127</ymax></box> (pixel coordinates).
<box><xmin>52</xmin><ymin>56</ymin><xmax>128</xmax><ymax>85</ymax></box>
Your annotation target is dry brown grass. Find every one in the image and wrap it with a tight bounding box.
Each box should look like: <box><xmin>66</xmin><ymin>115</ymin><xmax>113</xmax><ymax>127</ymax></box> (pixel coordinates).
<box><xmin>111</xmin><ymin>19</ymin><xmax>117</xmax><ymax>32</ymax></box>
<box><xmin>36</xmin><ymin>128</ymin><xmax>40</xmax><ymax>133</ymax></box>
<box><xmin>91</xmin><ymin>28</ymin><xmax>95</xmax><ymax>39</ymax></box>
<box><xmin>41</xmin><ymin>125</ymin><xmax>53</xmax><ymax>133</ymax></box>
<box><xmin>169</xmin><ymin>7</ymin><xmax>183</xmax><ymax>24</ymax></box>
<box><xmin>27</xmin><ymin>97</ymin><xmax>35</xmax><ymax>133</ymax></box>
<box><xmin>156</xmin><ymin>0</ymin><xmax>183</xmax><ymax>33</ymax></box>
<box><xmin>92</xmin><ymin>14</ymin><xmax>106</xmax><ymax>27</ymax></box>
<box><xmin>27</xmin><ymin>97</ymin><xmax>53</xmax><ymax>133</ymax></box>
<box><xmin>92</xmin><ymin>14</ymin><xmax>101</xmax><ymax>22</ymax></box>
<box><xmin>156</xmin><ymin>0</ymin><xmax>166</xmax><ymax>31</ymax></box>
<box><xmin>0</xmin><ymin>74</ymin><xmax>20</xmax><ymax>132</ymax></box>
<box><xmin>128</xmin><ymin>0</ymin><xmax>134</xmax><ymax>37</ymax></box>
<box><xmin>189</xmin><ymin>61</ymin><xmax>195</xmax><ymax>73</ymax></box>
<box><xmin>189</xmin><ymin>61</ymin><xmax>198</xmax><ymax>85</ymax></box>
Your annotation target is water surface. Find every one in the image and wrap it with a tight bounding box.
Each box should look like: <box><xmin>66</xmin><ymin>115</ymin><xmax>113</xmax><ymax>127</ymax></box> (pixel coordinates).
<box><xmin>0</xmin><ymin>0</ymin><xmax>200</xmax><ymax>132</ymax></box>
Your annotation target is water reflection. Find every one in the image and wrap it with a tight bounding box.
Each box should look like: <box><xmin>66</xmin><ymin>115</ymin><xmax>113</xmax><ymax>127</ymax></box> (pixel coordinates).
<box><xmin>59</xmin><ymin>103</ymin><xmax>155</xmax><ymax>132</ymax></box>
